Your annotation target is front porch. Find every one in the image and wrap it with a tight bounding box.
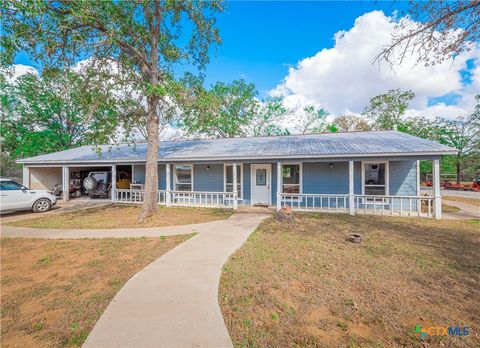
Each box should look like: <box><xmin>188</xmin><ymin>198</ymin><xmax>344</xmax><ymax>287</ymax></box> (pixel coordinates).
<box><xmin>110</xmin><ymin>158</ymin><xmax>443</xmax><ymax>219</ymax></box>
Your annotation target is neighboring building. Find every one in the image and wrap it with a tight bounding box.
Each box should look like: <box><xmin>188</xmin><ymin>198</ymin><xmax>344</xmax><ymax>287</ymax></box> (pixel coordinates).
<box><xmin>18</xmin><ymin>131</ymin><xmax>456</xmax><ymax>219</ymax></box>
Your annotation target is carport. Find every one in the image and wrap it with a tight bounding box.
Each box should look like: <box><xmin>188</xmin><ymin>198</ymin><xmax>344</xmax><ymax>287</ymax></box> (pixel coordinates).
<box><xmin>23</xmin><ymin>164</ymin><xmax>133</xmax><ymax>202</ymax></box>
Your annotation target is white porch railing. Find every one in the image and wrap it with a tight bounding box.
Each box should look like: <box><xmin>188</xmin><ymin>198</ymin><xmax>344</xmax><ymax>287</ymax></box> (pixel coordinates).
<box><xmin>115</xmin><ymin>189</ymin><xmax>236</xmax><ymax>209</ymax></box>
<box><xmin>116</xmin><ymin>189</ymin><xmax>166</xmax><ymax>205</ymax></box>
<box><xmin>354</xmin><ymin>195</ymin><xmax>433</xmax><ymax>218</ymax></box>
<box><xmin>280</xmin><ymin>193</ymin><xmax>435</xmax><ymax>218</ymax></box>
<box><xmin>280</xmin><ymin>193</ymin><xmax>350</xmax><ymax>213</ymax></box>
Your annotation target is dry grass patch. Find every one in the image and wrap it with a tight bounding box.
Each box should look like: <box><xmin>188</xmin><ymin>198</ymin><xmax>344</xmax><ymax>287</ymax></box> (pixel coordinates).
<box><xmin>442</xmin><ymin>203</ymin><xmax>461</xmax><ymax>213</ymax></box>
<box><xmin>220</xmin><ymin>214</ymin><xmax>480</xmax><ymax>347</ymax></box>
<box><xmin>1</xmin><ymin>235</ymin><xmax>192</xmax><ymax>347</ymax></box>
<box><xmin>5</xmin><ymin>205</ymin><xmax>233</xmax><ymax>229</ymax></box>
<box><xmin>443</xmin><ymin>195</ymin><xmax>480</xmax><ymax>207</ymax></box>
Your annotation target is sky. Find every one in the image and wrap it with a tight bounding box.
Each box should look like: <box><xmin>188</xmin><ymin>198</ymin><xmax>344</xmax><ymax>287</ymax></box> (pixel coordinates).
<box><xmin>11</xmin><ymin>1</ymin><xmax>480</xmax><ymax>131</ymax></box>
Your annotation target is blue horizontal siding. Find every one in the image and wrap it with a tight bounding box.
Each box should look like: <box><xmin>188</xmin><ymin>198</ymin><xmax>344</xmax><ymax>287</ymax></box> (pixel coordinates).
<box><xmin>132</xmin><ymin>164</ymin><xmax>166</xmax><ymax>189</ymax></box>
<box><xmin>303</xmin><ymin>162</ymin><xmax>350</xmax><ymax>194</ymax></box>
<box><xmin>193</xmin><ymin>164</ymin><xmax>223</xmax><ymax>192</ymax></box>
<box><xmin>132</xmin><ymin>160</ymin><xmax>418</xmax><ymax>211</ymax></box>
<box><xmin>389</xmin><ymin>160</ymin><xmax>418</xmax><ymax>210</ymax></box>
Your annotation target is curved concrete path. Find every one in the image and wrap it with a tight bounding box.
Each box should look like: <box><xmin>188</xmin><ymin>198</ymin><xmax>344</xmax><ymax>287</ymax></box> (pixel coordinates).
<box><xmin>1</xmin><ymin>219</ymin><xmax>225</xmax><ymax>239</ymax></box>
<box><xmin>81</xmin><ymin>213</ymin><xmax>269</xmax><ymax>348</ymax></box>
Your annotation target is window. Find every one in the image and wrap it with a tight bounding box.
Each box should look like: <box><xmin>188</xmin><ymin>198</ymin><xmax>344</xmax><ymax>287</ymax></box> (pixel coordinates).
<box><xmin>174</xmin><ymin>165</ymin><xmax>192</xmax><ymax>191</ymax></box>
<box><xmin>256</xmin><ymin>169</ymin><xmax>266</xmax><ymax>186</ymax></box>
<box><xmin>0</xmin><ymin>181</ymin><xmax>24</xmax><ymax>191</ymax></box>
<box><xmin>363</xmin><ymin>162</ymin><xmax>388</xmax><ymax>196</ymax></box>
<box><xmin>282</xmin><ymin>164</ymin><xmax>301</xmax><ymax>193</ymax></box>
<box><xmin>225</xmin><ymin>164</ymin><xmax>242</xmax><ymax>199</ymax></box>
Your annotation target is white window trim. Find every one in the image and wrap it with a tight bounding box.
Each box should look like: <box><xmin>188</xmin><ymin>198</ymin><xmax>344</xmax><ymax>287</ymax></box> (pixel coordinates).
<box><xmin>173</xmin><ymin>163</ymin><xmax>194</xmax><ymax>192</ymax></box>
<box><xmin>223</xmin><ymin>163</ymin><xmax>243</xmax><ymax>200</ymax></box>
<box><xmin>281</xmin><ymin>162</ymin><xmax>303</xmax><ymax>194</ymax></box>
<box><xmin>361</xmin><ymin>161</ymin><xmax>389</xmax><ymax>197</ymax></box>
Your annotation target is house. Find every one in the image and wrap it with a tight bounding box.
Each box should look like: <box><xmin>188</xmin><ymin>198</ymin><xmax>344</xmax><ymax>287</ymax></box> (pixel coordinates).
<box><xmin>17</xmin><ymin>130</ymin><xmax>457</xmax><ymax>219</ymax></box>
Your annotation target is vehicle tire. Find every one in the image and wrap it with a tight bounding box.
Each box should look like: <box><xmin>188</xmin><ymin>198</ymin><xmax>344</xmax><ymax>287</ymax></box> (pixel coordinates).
<box><xmin>32</xmin><ymin>198</ymin><xmax>51</xmax><ymax>213</ymax></box>
<box><xmin>83</xmin><ymin>176</ymin><xmax>97</xmax><ymax>190</ymax></box>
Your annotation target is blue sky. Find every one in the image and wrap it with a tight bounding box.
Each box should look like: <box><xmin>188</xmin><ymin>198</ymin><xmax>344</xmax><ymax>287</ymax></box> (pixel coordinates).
<box><xmin>13</xmin><ymin>1</ymin><xmax>477</xmax><ymax>120</ymax></box>
<box><xmin>14</xmin><ymin>1</ymin><xmax>408</xmax><ymax>94</ymax></box>
<box><xmin>203</xmin><ymin>1</ymin><xmax>409</xmax><ymax>93</ymax></box>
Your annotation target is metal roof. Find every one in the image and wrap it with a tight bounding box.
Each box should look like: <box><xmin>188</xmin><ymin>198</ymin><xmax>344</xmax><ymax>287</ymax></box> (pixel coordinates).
<box><xmin>17</xmin><ymin>131</ymin><xmax>457</xmax><ymax>164</ymax></box>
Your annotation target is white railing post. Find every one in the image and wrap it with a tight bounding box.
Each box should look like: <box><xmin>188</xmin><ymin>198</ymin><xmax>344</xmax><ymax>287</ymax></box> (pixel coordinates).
<box><xmin>349</xmin><ymin>160</ymin><xmax>355</xmax><ymax>215</ymax></box>
<box><xmin>276</xmin><ymin>162</ymin><xmax>282</xmax><ymax>211</ymax></box>
<box><xmin>165</xmin><ymin>163</ymin><xmax>171</xmax><ymax>206</ymax></box>
<box><xmin>111</xmin><ymin>164</ymin><xmax>116</xmax><ymax>203</ymax></box>
<box><xmin>432</xmin><ymin>159</ymin><xmax>442</xmax><ymax>219</ymax></box>
<box><xmin>232</xmin><ymin>163</ymin><xmax>238</xmax><ymax>210</ymax></box>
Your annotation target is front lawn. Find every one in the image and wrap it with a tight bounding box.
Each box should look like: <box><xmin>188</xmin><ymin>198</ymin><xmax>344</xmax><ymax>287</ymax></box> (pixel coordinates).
<box><xmin>4</xmin><ymin>205</ymin><xmax>233</xmax><ymax>229</ymax></box>
<box><xmin>1</xmin><ymin>235</ymin><xmax>192</xmax><ymax>347</ymax></box>
<box><xmin>220</xmin><ymin>214</ymin><xmax>480</xmax><ymax>347</ymax></box>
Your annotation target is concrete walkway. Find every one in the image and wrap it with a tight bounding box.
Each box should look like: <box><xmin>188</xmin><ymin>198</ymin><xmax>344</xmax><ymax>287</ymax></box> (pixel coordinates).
<box><xmin>1</xmin><ymin>218</ymin><xmax>234</xmax><ymax>239</ymax></box>
<box><xmin>82</xmin><ymin>213</ymin><xmax>268</xmax><ymax>348</ymax></box>
<box><xmin>442</xmin><ymin>200</ymin><xmax>479</xmax><ymax>220</ymax></box>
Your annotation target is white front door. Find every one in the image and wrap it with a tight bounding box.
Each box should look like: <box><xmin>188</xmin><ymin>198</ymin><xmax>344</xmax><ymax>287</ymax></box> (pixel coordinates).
<box><xmin>251</xmin><ymin>164</ymin><xmax>271</xmax><ymax>205</ymax></box>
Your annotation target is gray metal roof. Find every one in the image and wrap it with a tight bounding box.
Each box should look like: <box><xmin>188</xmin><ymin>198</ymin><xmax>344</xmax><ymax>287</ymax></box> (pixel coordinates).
<box><xmin>17</xmin><ymin>131</ymin><xmax>457</xmax><ymax>164</ymax></box>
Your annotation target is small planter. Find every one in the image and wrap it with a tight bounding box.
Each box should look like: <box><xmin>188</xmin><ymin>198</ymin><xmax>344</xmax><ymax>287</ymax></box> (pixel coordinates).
<box><xmin>349</xmin><ymin>234</ymin><xmax>362</xmax><ymax>243</ymax></box>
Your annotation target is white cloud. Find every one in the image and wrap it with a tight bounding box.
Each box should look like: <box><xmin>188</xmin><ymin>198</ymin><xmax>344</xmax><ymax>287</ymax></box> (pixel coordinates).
<box><xmin>1</xmin><ymin>64</ymin><xmax>39</xmax><ymax>83</ymax></box>
<box><xmin>271</xmin><ymin>10</ymin><xmax>479</xmax><ymax>121</ymax></box>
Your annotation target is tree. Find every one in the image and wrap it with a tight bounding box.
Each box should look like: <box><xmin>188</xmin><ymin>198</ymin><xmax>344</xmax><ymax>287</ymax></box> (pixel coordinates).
<box><xmin>431</xmin><ymin>97</ymin><xmax>480</xmax><ymax>183</ymax></box>
<box><xmin>249</xmin><ymin>98</ymin><xmax>290</xmax><ymax>137</ymax></box>
<box><xmin>2</xmin><ymin>1</ymin><xmax>223</xmax><ymax>221</ymax></box>
<box><xmin>1</xmin><ymin>68</ymin><xmax>135</xmax><ymax>160</ymax></box>
<box><xmin>332</xmin><ymin>114</ymin><xmax>371</xmax><ymax>132</ymax></box>
<box><xmin>363</xmin><ymin>89</ymin><xmax>415</xmax><ymax>130</ymax></box>
<box><xmin>294</xmin><ymin>105</ymin><xmax>332</xmax><ymax>134</ymax></box>
<box><xmin>376</xmin><ymin>1</ymin><xmax>480</xmax><ymax>66</ymax></box>
<box><xmin>181</xmin><ymin>79</ymin><xmax>257</xmax><ymax>138</ymax></box>
<box><xmin>181</xmin><ymin>79</ymin><xmax>289</xmax><ymax>138</ymax></box>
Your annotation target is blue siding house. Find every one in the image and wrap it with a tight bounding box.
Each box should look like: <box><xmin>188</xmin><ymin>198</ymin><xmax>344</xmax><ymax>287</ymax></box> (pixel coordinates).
<box><xmin>18</xmin><ymin>131</ymin><xmax>456</xmax><ymax>219</ymax></box>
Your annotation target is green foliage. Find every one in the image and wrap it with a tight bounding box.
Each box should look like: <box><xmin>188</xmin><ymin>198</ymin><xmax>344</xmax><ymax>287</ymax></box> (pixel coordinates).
<box><xmin>2</xmin><ymin>0</ymin><xmax>224</xmax><ymax>217</ymax></box>
<box><xmin>0</xmin><ymin>69</ymin><xmax>138</xmax><ymax>160</ymax></box>
<box><xmin>363</xmin><ymin>89</ymin><xmax>415</xmax><ymax>130</ymax></box>
<box><xmin>181</xmin><ymin>79</ymin><xmax>290</xmax><ymax>138</ymax></box>
<box><xmin>399</xmin><ymin>96</ymin><xmax>479</xmax><ymax>179</ymax></box>
<box><xmin>295</xmin><ymin>105</ymin><xmax>331</xmax><ymax>134</ymax></box>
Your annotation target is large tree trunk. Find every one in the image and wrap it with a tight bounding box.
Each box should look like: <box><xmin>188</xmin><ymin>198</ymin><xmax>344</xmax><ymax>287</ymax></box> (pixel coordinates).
<box><xmin>456</xmin><ymin>154</ymin><xmax>461</xmax><ymax>184</ymax></box>
<box><xmin>138</xmin><ymin>95</ymin><xmax>160</xmax><ymax>223</ymax></box>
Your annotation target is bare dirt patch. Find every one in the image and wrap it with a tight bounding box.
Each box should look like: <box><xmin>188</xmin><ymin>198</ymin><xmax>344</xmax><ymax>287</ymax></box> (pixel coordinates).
<box><xmin>1</xmin><ymin>235</ymin><xmax>191</xmax><ymax>347</ymax></box>
<box><xmin>4</xmin><ymin>205</ymin><xmax>233</xmax><ymax>229</ymax></box>
<box><xmin>219</xmin><ymin>214</ymin><xmax>480</xmax><ymax>347</ymax></box>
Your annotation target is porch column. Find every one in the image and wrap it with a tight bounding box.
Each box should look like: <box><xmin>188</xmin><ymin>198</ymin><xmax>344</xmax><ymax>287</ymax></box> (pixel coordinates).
<box><xmin>111</xmin><ymin>164</ymin><xmax>116</xmax><ymax>203</ymax></box>
<box><xmin>432</xmin><ymin>159</ymin><xmax>442</xmax><ymax>219</ymax></box>
<box><xmin>165</xmin><ymin>163</ymin><xmax>171</xmax><ymax>206</ymax></box>
<box><xmin>349</xmin><ymin>160</ymin><xmax>355</xmax><ymax>215</ymax></box>
<box><xmin>62</xmin><ymin>166</ymin><xmax>69</xmax><ymax>201</ymax></box>
<box><xmin>232</xmin><ymin>163</ymin><xmax>238</xmax><ymax>211</ymax></box>
<box><xmin>22</xmin><ymin>166</ymin><xmax>30</xmax><ymax>188</ymax></box>
<box><xmin>276</xmin><ymin>162</ymin><xmax>282</xmax><ymax>211</ymax></box>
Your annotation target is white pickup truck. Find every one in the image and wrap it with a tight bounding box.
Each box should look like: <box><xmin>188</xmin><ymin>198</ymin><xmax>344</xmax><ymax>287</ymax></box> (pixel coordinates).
<box><xmin>0</xmin><ymin>178</ymin><xmax>57</xmax><ymax>213</ymax></box>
